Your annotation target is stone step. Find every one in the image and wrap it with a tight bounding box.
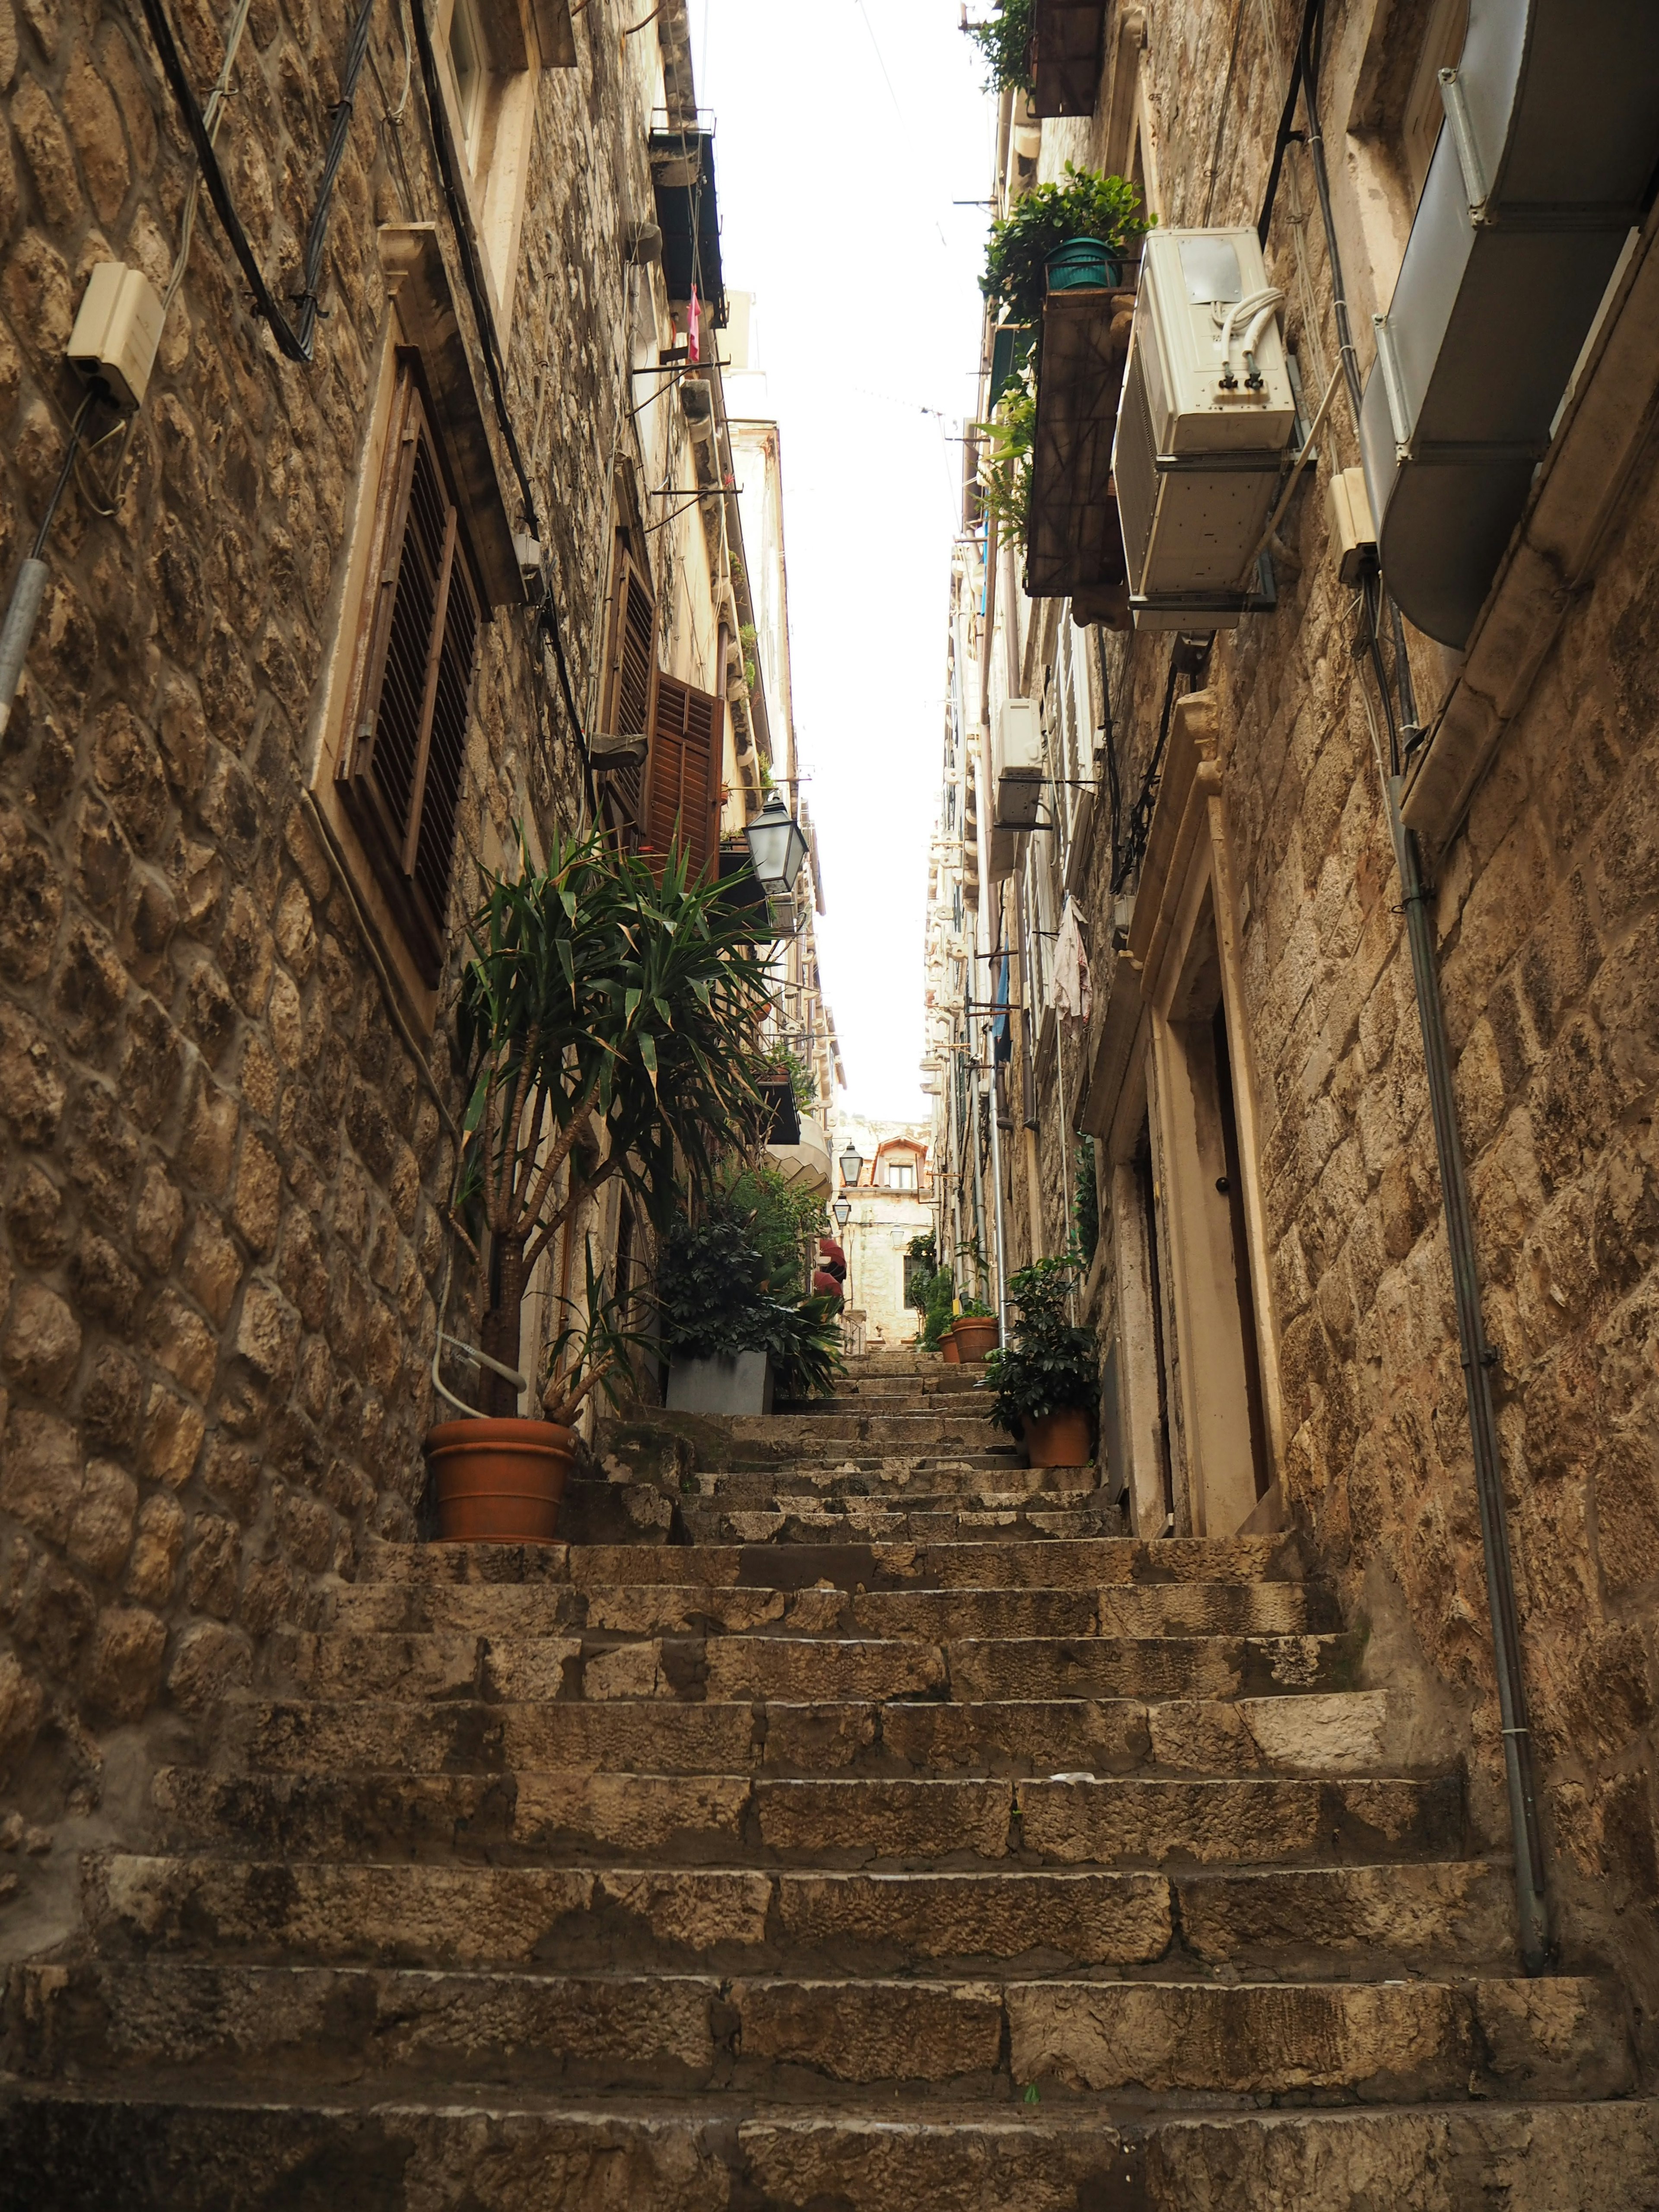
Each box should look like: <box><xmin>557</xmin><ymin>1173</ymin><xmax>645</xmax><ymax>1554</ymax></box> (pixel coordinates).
<box><xmin>724</xmin><ymin>1414</ymin><xmax>1008</xmax><ymax>1447</ymax></box>
<box><xmin>356</xmin><ymin>1535</ymin><xmax>1307</xmax><ymax>1591</ymax></box>
<box><xmin>683</xmin><ymin>1466</ymin><xmax>1081</xmax><ymax>1500</ymax></box>
<box><xmin>322</xmin><ymin>1578</ymin><xmax>1332</xmax><ymax>1640</ymax></box>
<box><xmin>677</xmin><ymin>1504</ymin><xmax>1126</xmax><ymax>1544</ymax></box>
<box><xmin>9</xmin><ymin>1960</ymin><xmax>1625</xmax><ymax>2103</ymax></box>
<box><xmin>263</xmin><ymin>1628</ymin><xmax>1361</xmax><ymax>1705</ymax></box>
<box><xmin>7</xmin><ymin>2089</ymin><xmax>1656</xmax><ymax>2212</ymax></box>
<box><xmin>85</xmin><ymin>1855</ymin><xmax>1517</xmax><ymax>1976</ymax></box>
<box><xmin>220</xmin><ymin>1688</ymin><xmax>1424</xmax><ymax>1782</ymax></box>
<box><xmin>153</xmin><ymin>1767</ymin><xmax>1462</xmax><ymax>1867</ymax></box>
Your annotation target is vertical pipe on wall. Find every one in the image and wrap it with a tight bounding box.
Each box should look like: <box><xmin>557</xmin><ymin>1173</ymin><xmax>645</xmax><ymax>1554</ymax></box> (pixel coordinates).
<box><xmin>1386</xmin><ymin>777</ymin><xmax>1551</xmax><ymax>1977</ymax></box>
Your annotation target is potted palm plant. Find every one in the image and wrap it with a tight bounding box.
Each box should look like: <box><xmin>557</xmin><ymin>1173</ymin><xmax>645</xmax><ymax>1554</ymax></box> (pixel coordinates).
<box><xmin>979</xmin><ymin>1252</ymin><xmax>1098</xmax><ymax>1467</ymax></box>
<box><xmin>428</xmin><ymin>829</ymin><xmax>772</xmax><ymax>1540</ymax></box>
<box><xmin>427</xmin><ymin>1243</ymin><xmax>646</xmax><ymax>1541</ymax></box>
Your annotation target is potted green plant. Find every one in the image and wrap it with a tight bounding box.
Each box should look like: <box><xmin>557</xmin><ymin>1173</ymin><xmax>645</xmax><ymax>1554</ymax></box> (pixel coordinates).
<box><xmin>981</xmin><ymin>164</ymin><xmax>1150</xmax><ymax>330</ymax></box>
<box><xmin>965</xmin><ymin>0</ymin><xmax>1034</xmax><ymax>93</ymax></box>
<box><xmin>979</xmin><ymin>1252</ymin><xmax>1098</xmax><ymax>1466</ymax></box>
<box><xmin>953</xmin><ymin>1294</ymin><xmax>1000</xmax><ymax>1364</ymax></box>
<box><xmin>430</xmin><ymin>830</ymin><xmax>772</xmax><ymax>1538</ymax></box>
<box><xmin>920</xmin><ymin>1267</ymin><xmax>957</xmax><ymax>1357</ymax></box>
<box><xmin>427</xmin><ymin>1243</ymin><xmax>647</xmax><ymax>1541</ymax></box>
<box><xmin>658</xmin><ymin>1197</ymin><xmax>845</xmax><ymax>1412</ymax></box>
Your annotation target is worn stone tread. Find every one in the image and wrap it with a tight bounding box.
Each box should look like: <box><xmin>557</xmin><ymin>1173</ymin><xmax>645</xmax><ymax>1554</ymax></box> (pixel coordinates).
<box><xmin>263</xmin><ymin>1627</ymin><xmax>1361</xmax><ymax>1705</ymax></box>
<box><xmin>2</xmin><ymin>2089</ymin><xmax>1656</xmax><ymax>2211</ymax></box>
<box><xmin>84</xmin><ymin>1856</ymin><xmax>1518</xmax><ymax>1973</ymax></box>
<box><xmin>356</xmin><ymin>1535</ymin><xmax>1307</xmax><ymax>1590</ymax></box>
<box><xmin>217</xmin><ymin>1687</ymin><xmax>1423</xmax><ymax>1780</ymax></box>
<box><xmin>9</xmin><ymin>1961</ymin><xmax>1628</xmax><ymax>2102</ymax></box>
<box><xmin>152</xmin><ymin>1767</ymin><xmax>1464</xmax><ymax>1866</ymax></box>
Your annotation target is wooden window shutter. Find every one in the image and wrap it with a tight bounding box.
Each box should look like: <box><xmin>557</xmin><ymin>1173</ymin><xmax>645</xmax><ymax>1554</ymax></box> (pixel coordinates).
<box><xmin>600</xmin><ymin>545</ymin><xmax>656</xmax><ymax>839</ymax></box>
<box><xmin>642</xmin><ymin>673</ymin><xmax>721</xmax><ymax>880</ymax></box>
<box><xmin>340</xmin><ymin>354</ymin><xmax>483</xmax><ymax>984</ymax></box>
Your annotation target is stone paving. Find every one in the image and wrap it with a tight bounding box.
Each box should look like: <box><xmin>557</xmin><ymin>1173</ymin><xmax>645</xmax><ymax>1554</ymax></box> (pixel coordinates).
<box><xmin>2</xmin><ymin>1349</ymin><xmax>1655</xmax><ymax>2206</ymax></box>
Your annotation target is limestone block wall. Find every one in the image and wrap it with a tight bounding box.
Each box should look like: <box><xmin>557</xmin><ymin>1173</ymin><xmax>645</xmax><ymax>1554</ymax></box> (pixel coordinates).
<box><xmin>1033</xmin><ymin>0</ymin><xmax>1659</xmax><ymax>2025</ymax></box>
<box><xmin>0</xmin><ymin>0</ymin><xmax>660</xmax><ymax>1943</ymax></box>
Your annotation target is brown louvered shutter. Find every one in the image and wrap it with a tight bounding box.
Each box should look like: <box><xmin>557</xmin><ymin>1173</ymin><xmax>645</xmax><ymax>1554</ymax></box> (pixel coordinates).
<box><xmin>341</xmin><ymin>354</ymin><xmax>482</xmax><ymax>984</ymax></box>
<box><xmin>600</xmin><ymin>547</ymin><xmax>656</xmax><ymax>840</ymax></box>
<box><xmin>642</xmin><ymin>674</ymin><xmax>721</xmax><ymax>880</ymax></box>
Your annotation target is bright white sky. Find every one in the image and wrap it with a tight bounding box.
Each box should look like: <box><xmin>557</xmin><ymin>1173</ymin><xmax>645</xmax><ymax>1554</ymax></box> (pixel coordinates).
<box><xmin>686</xmin><ymin>0</ymin><xmax>995</xmax><ymax>1122</ymax></box>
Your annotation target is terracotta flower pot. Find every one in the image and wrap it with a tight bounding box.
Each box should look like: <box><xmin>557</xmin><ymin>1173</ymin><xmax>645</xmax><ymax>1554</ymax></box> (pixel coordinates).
<box><xmin>1023</xmin><ymin>1407</ymin><xmax>1093</xmax><ymax>1468</ymax></box>
<box><xmin>426</xmin><ymin>1417</ymin><xmax>575</xmax><ymax>1543</ymax></box>
<box><xmin>952</xmin><ymin>1316</ymin><xmax>1000</xmax><ymax>1363</ymax></box>
<box><xmin>940</xmin><ymin>1326</ymin><xmax>961</xmax><ymax>1364</ymax></box>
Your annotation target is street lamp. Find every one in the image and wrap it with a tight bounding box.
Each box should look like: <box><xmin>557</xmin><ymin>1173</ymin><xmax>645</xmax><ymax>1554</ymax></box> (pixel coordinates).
<box><xmin>831</xmin><ymin>1196</ymin><xmax>852</xmax><ymax>1228</ymax></box>
<box><xmin>744</xmin><ymin>790</ymin><xmax>810</xmax><ymax>896</ymax></box>
<box><xmin>838</xmin><ymin>1144</ymin><xmax>863</xmax><ymax>1188</ymax></box>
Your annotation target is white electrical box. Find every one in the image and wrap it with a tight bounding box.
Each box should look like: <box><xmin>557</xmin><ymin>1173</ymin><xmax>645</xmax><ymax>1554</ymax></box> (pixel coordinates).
<box><xmin>67</xmin><ymin>264</ymin><xmax>165</xmax><ymax>409</ymax></box>
<box><xmin>1112</xmin><ymin>229</ymin><xmax>1297</xmax><ymax>625</ymax></box>
<box><xmin>992</xmin><ymin>696</ymin><xmax>1043</xmax><ymax>828</ymax></box>
<box><xmin>1326</xmin><ymin>465</ymin><xmax>1376</xmax><ymax>584</ymax></box>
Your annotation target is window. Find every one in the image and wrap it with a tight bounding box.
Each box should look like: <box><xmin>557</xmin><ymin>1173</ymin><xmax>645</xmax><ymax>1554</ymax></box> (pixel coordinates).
<box><xmin>338</xmin><ymin>354</ymin><xmax>482</xmax><ymax>985</ymax></box>
<box><xmin>885</xmin><ymin>1159</ymin><xmax>918</xmax><ymax>1192</ymax></box>
<box><xmin>600</xmin><ymin>538</ymin><xmax>657</xmax><ymax>843</ymax></box>
<box><xmin>1402</xmin><ymin>0</ymin><xmax>1469</xmax><ymax>203</ymax></box>
<box><xmin>449</xmin><ymin>0</ymin><xmax>486</xmax><ymax>154</ymax></box>
<box><xmin>643</xmin><ymin>674</ymin><xmax>722</xmax><ymax>880</ymax></box>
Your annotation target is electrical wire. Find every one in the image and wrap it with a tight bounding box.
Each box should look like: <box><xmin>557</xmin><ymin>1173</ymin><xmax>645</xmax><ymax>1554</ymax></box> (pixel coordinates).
<box><xmin>135</xmin><ymin>0</ymin><xmax>376</xmax><ymax>362</ymax></box>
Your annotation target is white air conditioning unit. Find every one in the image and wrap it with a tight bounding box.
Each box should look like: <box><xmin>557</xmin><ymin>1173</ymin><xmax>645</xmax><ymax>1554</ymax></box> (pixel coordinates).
<box><xmin>992</xmin><ymin>697</ymin><xmax>1043</xmax><ymax>827</ymax></box>
<box><xmin>1112</xmin><ymin>228</ymin><xmax>1296</xmax><ymax>628</ymax></box>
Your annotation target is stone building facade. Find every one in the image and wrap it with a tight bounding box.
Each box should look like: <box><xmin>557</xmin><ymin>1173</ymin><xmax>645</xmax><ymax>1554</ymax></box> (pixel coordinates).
<box><xmin>928</xmin><ymin>1</ymin><xmax>1659</xmax><ymax>2033</ymax></box>
<box><xmin>830</xmin><ymin>1110</ymin><xmax>931</xmax><ymax>1349</ymax></box>
<box><xmin>0</xmin><ymin>0</ymin><xmax>793</xmax><ymax>1946</ymax></box>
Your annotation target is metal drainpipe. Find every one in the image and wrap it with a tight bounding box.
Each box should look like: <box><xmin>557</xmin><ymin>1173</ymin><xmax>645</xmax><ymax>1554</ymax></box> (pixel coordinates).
<box><xmin>1294</xmin><ymin>3</ymin><xmax>1551</xmax><ymax>1974</ymax></box>
<box><xmin>1386</xmin><ymin>774</ymin><xmax>1550</xmax><ymax>1976</ymax></box>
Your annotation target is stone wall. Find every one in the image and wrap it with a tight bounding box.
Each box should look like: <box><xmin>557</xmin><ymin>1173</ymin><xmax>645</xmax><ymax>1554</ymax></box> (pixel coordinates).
<box><xmin>1066</xmin><ymin>0</ymin><xmax>1659</xmax><ymax>2034</ymax></box>
<box><xmin>0</xmin><ymin>0</ymin><xmax>677</xmax><ymax>1945</ymax></box>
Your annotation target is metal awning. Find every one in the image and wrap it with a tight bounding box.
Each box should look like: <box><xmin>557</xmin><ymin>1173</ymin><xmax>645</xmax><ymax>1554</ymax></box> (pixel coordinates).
<box><xmin>648</xmin><ymin>128</ymin><xmax>727</xmax><ymax>326</ymax></box>
<box><xmin>1360</xmin><ymin>0</ymin><xmax>1659</xmax><ymax>646</ymax></box>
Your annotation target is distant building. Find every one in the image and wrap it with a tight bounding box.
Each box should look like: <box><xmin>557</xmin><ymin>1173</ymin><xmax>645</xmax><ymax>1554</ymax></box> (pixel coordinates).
<box><xmin>831</xmin><ymin>1113</ymin><xmax>932</xmax><ymax>1346</ymax></box>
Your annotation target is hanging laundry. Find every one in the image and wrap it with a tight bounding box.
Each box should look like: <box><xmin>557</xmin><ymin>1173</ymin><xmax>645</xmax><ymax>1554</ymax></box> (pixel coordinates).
<box><xmin>1048</xmin><ymin>896</ymin><xmax>1092</xmax><ymax>1029</ymax></box>
<box><xmin>687</xmin><ymin>284</ymin><xmax>701</xmax><ymax>364</ymax></box>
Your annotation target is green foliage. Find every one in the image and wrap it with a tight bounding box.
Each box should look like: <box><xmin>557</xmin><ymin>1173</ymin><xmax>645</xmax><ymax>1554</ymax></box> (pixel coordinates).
<box><xmin>976</xmin><ymin>363</ymin><xmax>1036</xmax><ymax>533</ymax></box>
<box><xmin>769</xmin><ymin>1046</ymin><xmax>817</xmax><ymax>1116</ymax></box>
<box><xmin>980</xmin><ymin>1250</ymin><xmax>1098</xmax><ymax>1437</ymax></box>
<box><xmin>920</xmin><ymin>1267</ymin><xmax>957</xmax><ymax>1350</ymax></box>
<box><xmin>658</xmin><ymin>1201</ymin><xmax>844</xmax><ymax>1400</ymax></box>
<box><xmin>981</xmin><ymin>165</ymin><xmax>1150</xmax><ymax>328</ymax></box>
<box><xmin>723</xmin><ymin>1157</ymin><xmax>826</xmax><ymax>1300</ymax></box>
<box><xmin>958</xmin><ymin>1292</ymin><xmax>994</xmax><ymax>1319</ymax></box>
<box><xmin>966</xmin><ymin>0</ymin><xmax>1033</xmax><ymax>92</ymax></box>
<box><xmin>542</xmin><ymin>1239</ymin><xmax>652</xmax><ymax>1426</ymax></box>
<box><xmin>1074</xmin><ymin>1139</ymin><xmax>1099</xmax><ymax>1263</ymax></box>
<box><xmin>451</xmin><ymin>826</ymin><xmax>773</xmax><ymax>1409</ymax></box>
<box><xmin>907</xmin><ymin>1232</ymin><xmax>938</xmax><ymax>1268</ymax></box>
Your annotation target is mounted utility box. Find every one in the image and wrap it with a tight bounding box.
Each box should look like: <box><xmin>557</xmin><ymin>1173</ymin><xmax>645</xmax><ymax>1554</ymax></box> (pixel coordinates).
<box><xmin>992</xmin><ymin>697</ymin><xmax>1043</xmax><ymax>828</ymax></box>
<box><xmin>1112</xmin><ymin>228</ymin><xmax>1296</xmax><ymax>627</ymax></box>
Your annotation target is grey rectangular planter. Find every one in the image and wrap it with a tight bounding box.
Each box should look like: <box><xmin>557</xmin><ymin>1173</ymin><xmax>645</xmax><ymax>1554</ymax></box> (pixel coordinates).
<box><xmin>667</xmin><ymin>1351</ymin><xmax>775</xmax><ymax>1417</ymax></box>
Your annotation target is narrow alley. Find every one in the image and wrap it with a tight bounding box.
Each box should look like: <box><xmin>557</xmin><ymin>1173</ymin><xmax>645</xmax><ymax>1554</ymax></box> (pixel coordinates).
<box><xmin>4</xmin><ymin>0</ymin><xmax>1659</xmax><ymax>2204</ymax></box>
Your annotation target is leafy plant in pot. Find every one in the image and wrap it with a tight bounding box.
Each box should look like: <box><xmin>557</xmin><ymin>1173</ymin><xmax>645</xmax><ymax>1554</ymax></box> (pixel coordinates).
<box><xmin>953</xmin><ymin>1293</ymin><xmax>999</xmax><ymax>1364</ymax></box>
<box><xmin>979</xmin><ymin>1251</ymin><xmax>1098</xmax><ymax>1467</ymax></box>
<box><xmin>981</xmin><ymin>163</ymin><xmax>1150</xmax><ymax>330</ymax></box>
<box><xmin>431</xmin><ymin>830</ymin><xmax>772</xmax><ymax>1540</ymax></box>
<box><xmin>427</xmin><ymin>1243</ymin><xmax>647</xmax><ymax>1541</ymax></box>
<box><xmin>658</xmin><ymin>1201</ymin><xmax>845</xmax><ymax>1411</ymax></box>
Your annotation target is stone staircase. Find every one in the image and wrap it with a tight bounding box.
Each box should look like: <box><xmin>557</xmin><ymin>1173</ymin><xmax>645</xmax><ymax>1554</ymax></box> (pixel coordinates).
<box><xmin>3</xmin><ymin>1348</ymin><xmax>1655</xmax><ymax>2207</ymax></box>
